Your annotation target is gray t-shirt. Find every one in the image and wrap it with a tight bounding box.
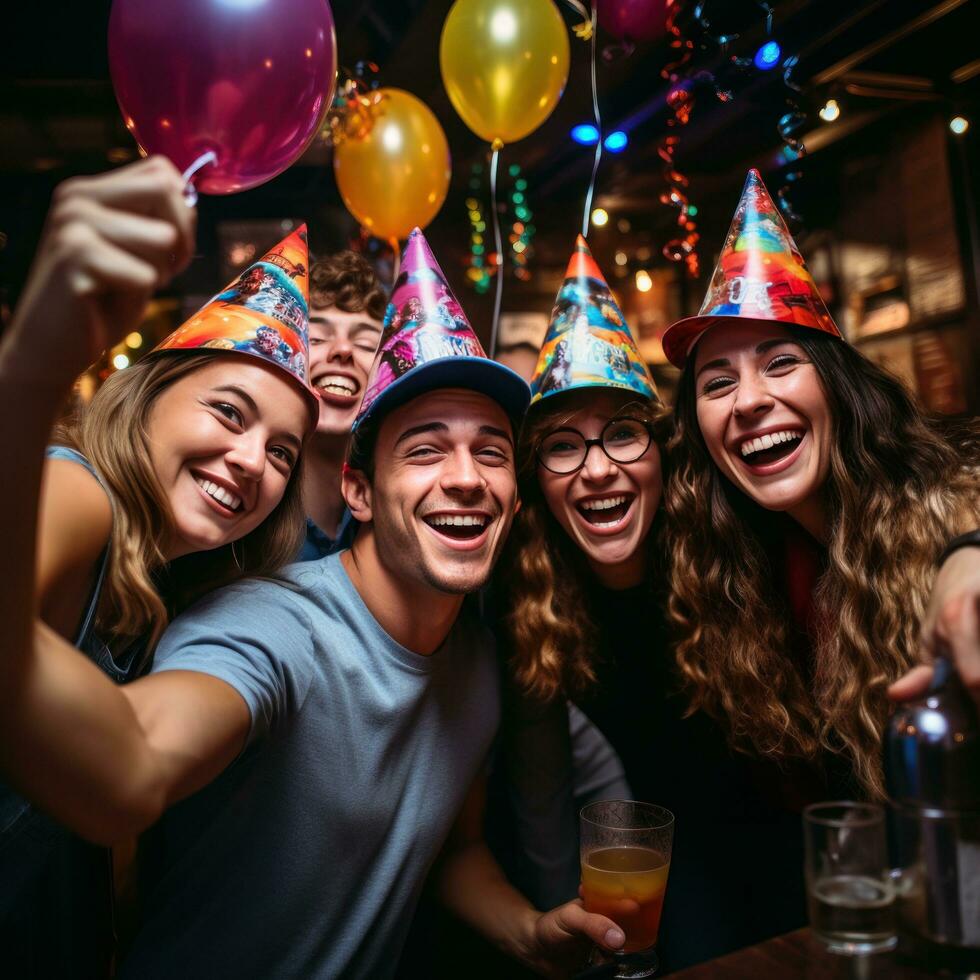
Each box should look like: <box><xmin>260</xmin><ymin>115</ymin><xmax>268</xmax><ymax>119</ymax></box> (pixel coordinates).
<box><xmin>121</xmin><ymin>553</ymin><xmax>500</xmax><ymax>980</ymax></box>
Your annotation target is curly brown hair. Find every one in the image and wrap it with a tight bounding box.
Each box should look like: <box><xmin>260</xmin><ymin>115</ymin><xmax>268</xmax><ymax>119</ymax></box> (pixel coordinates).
<box><xmin>309</xmin><ymin>250</ymin><xmax>387</xmax><ymax>321</ymax></box>
<box><xmin>503</xmin><ymin>391</ymin><xmax>672</xmax><ymax>703</ymax></box>
<box><xmin>666</xmin><ymin>330</ymin><xmax>980</xmax><ymax>799</ymax></box>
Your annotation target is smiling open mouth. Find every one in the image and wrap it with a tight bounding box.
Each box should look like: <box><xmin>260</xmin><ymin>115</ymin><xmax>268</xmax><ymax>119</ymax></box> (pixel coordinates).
<box><xmin>423</xmin><ymin>513</ymin><xmax>491</xmax><ymax>540</ymax></box>
<box><xmin>314</xmin><ymin>374</ymin><xmax>360</xmax><ymax>398</ymax></box>
<box><xmin>739</xmin><ymin>430</ymin><xmax>804</xmax><ymax>467</ymax></box>
<box><xmin>577</xmin><ymin>494</ymin><xmax>634</xmax><ymax>527</ymax></box>
<box><xmin>194</xmin><ymin>475</ymin><xmax>242</xmax><ymax>513</ymax></box>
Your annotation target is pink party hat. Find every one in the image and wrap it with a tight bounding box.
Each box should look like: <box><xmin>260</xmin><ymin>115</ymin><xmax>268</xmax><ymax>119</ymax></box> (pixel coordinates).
<box><xmin>353</xmin><ymin>227</ymin><xmax>529</xmax><ymax>432</ymax></box>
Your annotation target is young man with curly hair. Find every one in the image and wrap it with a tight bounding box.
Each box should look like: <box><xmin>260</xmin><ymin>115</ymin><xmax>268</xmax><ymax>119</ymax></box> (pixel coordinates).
<box><xmin>301</xmin><ymin>250</ymin><xmax>386</xmax><ymax>558</ymax></box>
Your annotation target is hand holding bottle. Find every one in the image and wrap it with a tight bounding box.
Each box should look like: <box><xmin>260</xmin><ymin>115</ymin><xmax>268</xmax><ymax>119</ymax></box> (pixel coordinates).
<box><xmin>890</xmin><ymin>545</ymin><xmax>980</xmax><ymax>707</ymax></box>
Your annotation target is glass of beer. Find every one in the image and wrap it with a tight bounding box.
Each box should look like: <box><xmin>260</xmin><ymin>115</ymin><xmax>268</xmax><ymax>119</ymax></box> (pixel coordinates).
<box><xmin>580</xmin><ymin>801</ymin><xmax>674</xmax><ymax>978</ymax></box>
<box><xmin>803</xmin><ymin>801</ymin><xmax>897</xmax><ymax>954</ymax></box>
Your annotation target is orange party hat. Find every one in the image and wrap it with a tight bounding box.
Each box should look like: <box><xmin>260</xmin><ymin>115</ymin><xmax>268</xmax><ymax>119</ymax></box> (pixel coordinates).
<box><xmin>153</xmin><ymin>225</ymin><xmax>317</xmax><ymax>415</ymax></box>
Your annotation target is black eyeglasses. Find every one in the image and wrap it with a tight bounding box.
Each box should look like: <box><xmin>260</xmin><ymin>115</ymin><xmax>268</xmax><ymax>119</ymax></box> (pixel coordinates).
<box><xmin>536</xmin><ymin>417</ymin><xmax>653</xmax><ymax>475</ymax></box>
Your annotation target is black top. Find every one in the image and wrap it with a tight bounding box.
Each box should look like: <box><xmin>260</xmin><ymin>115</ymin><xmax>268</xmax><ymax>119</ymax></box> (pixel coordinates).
<box><xmin>574</xmin><ymin>579</ymin><xmax>854</xmax><ymax>973</ymax></box>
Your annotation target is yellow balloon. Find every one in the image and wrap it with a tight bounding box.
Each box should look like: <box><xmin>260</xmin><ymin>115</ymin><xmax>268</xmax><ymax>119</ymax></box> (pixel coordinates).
<box><xmin>333</xmin><ymin>88</ymin><xmax>451</xmax><ymax>241</ymax></box>
<box><xmin>440</xmin><ymin>0</ymin><xmax>570</xmax><ymax>146</ymax></box>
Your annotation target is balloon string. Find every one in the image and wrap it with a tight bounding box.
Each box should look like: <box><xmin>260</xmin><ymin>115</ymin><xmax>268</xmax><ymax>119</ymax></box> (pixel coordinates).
<box><xmin>181</xmin><ymin>151</ymin><xmax>218</xmax><ymax>208</ymax></box>
<box><xmin>389</xmin><ymin>237</ymin><xmax>401</xmax><ymax>289</ymax></box>
<box><xmin>489</xmin><ymin>146</ymin><xmax>503</xmax><ymax>359</ymax></box>
<box><xmin>581</xmin><ymin>0</ymin><xmax>602</xmax><ymax>239</ymax></box>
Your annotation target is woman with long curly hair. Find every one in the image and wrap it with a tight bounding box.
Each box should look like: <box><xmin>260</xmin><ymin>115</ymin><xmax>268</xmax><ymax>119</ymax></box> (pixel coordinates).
<box><xmin>662</xmin><ymin>169</ymin><xmax>980</xmax><ymax>802</ymax></box>
<box><xmin>655</xmin><ymin>169</ymin><xmax>979</xmax><ymax>963</ymax></box>
<box><xmin>0</xmin><ymin>158</ymin><xmax>315</xmax><ymax>977</ymax></box>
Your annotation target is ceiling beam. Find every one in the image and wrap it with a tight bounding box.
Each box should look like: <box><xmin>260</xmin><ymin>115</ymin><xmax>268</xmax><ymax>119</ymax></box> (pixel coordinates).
<box><xmin>812</xmin><ymin>0</ymin><xmax>971</xmax><ymax>85</ymax></box>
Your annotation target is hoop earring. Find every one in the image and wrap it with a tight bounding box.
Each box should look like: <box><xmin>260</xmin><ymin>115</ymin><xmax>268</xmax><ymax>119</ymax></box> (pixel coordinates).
<box><xmin>231</xmin><ymin>540</ymin><xmax>246</xmax><ymax>572</ymax></box>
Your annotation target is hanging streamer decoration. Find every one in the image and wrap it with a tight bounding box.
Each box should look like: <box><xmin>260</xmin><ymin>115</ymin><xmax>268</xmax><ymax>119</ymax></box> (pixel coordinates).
<box><xmin>659</xmin><ymin>1</ymin><xmax>797</xmax><ymax>273</ymax></box>
<box><xmin>658</xmin><ymin>2</ymin><xmax>703</xmax><ymax>277</ymax></box>
<box><xmin>323</xmin><ymin>61</ymin><xmax>383</xmax><ymax>147</ymax></box>
<box><xmin>723</xmin><ymin>3</ymin><xmax>806</xmax><ymax>223</ymax></box>
<box><xmin>323</xmin><ymin>61</ymin><xmax>402</xmax><ymax>276</ymax></box>
<box><xmin>775</xmin><ymin>54</ymin><xmax>806</xmax><ymax>223</ymax></box>
<box><xmin>465</xmin><ymin>163</ymin><xmax>537</xmax><ymax>292</ymax></box>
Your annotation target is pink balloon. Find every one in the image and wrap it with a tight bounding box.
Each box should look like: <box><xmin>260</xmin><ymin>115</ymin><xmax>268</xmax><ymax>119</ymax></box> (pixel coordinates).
<box><xmin>597</xmin><ymin>0</ymin><xmax>668</xmax><ymax>42</ymax></box>
<box><xmin>109</xmin><ymin>0</ymin><xmax>337</xmax><ymax>195</ymax></box>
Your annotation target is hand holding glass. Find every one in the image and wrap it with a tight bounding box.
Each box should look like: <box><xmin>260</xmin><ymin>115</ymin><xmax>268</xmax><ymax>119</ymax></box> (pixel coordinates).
<box><xmin>580</xmin><ymin>801</ymin><xmax>674</xmax><ymax>978</ymax></box>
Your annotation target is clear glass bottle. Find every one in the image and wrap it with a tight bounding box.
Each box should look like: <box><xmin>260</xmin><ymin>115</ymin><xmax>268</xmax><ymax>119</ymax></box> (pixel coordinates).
<box><xmin>886</xmin><ymin>656</ymin><xmax>980</xmax><ymax>972</ymax></box>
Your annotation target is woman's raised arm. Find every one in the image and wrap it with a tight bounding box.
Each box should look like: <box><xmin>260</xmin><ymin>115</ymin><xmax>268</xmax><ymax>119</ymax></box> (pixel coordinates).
<box><xmin>0</xmin><ymin>158</ymin><xmax>249</xmax><ymax>845</ymax></box>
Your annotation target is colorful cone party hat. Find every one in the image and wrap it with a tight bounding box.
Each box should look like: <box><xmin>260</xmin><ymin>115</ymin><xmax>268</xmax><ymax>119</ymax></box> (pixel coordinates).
<box><xmin>153</xmin><ymin>225</ymin><xmax>318</xmax><ymax>416</ymax></box>
<box><xmin>353</xmin><ymin>227</ymin><xmax>529</xmax><ymax>431</ymax></box>
<box><xmin>529</xmin><ymin>235</ymin><xmax>658</xmax><ymax>406</ymax></box>
<box><xmin>661</xmin><ymin>169</ymin><xmax>842</xmax><ymax>367</ymax></box>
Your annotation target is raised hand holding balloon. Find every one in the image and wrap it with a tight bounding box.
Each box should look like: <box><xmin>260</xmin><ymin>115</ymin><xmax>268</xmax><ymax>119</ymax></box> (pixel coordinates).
<box><xmin>108</xmin><ymin>0</ymin><xmax>337</xmax><ymax>197</ymax></box>
<box><xmin>440</xmin><ymin>0</ymin><xmax>571</xmax><ymax>356</ymax></box>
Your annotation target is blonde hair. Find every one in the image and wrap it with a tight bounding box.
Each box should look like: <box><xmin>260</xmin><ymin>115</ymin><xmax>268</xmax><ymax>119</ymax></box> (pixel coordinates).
<box><xmin>666</xmin><ymin>331</ymin><xmax>980</xmax><ymax>799</ymax></box>
<box><xmin>503</xmin><ymin>392</ymin><xmax>672</xmax><ymax>703</ymax></box>
<box><xmin>58</xmin><ymin>351</ymin><xmax>306</xmax><ymax>656</ymax></box>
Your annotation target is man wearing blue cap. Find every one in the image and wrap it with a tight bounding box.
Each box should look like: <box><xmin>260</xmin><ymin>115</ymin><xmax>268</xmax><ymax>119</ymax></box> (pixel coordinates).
<box><xmin>120</xmin><ymin>230</ymin><xmax>626</xmax><ymax>978</ymax></box>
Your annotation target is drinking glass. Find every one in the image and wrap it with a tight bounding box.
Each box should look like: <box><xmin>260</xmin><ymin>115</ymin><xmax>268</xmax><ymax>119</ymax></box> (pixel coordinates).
<box><xmin>580</xmin><ymin>801</ymin><xmax>674</xmax><ymax>978</ymax></box>
<box><xmin>803</xmin><ymin>801</ymin><xmax>898</xmax><ymax>954</ymax></box>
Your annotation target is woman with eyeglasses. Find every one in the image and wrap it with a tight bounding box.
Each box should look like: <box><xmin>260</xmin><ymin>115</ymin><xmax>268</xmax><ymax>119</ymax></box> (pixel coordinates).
<box><xmin>497</xmin><ymin>239</ymin><xmax>780</xmax><ymax>971</ymax></box>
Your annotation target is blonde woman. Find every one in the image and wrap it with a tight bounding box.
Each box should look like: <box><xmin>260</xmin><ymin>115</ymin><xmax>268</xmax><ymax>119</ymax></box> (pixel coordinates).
<box><xmin>0</xmin><ymin>157</ymin><xmax>314</xmax><ymax>977</ymax></box>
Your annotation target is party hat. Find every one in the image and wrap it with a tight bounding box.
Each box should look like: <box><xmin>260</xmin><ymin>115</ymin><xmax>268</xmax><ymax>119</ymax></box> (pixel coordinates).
<box><xmin>353</xmin><ymin>227</ymin><xmax>529</xmax><ymax>432</ymax></box>
<box><xmin>153</xmin><ymin>225</ymin><xmax>318</xmax><ymax>416</ymax></box>
<box><xmin>661</xmin><ymin>169</ymin><xmax>842</xmax><ymax>367</ymax></box>
<box><xmin>529</xmin><ymin>235</ymin><xmax>658</xmax><ymax>406</ymax></box>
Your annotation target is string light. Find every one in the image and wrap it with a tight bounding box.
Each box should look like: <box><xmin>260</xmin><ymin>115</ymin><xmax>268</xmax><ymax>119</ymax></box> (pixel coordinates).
<box><xmin>657</xmin><ymin>2</ymin><xmax>704</xmax><ymax>278</ymax></box>
<box><xmin>818</xmin><ymin>99</ymin><xmax>840</xmax><ymax>122</ymax></box>
<box><xmin>635</xmin><ymin>270</ymin><xmax>652</xmax><ymax>292</ymax></box>
<box><xmin>571</xmin><ymin>124</ymin><xmax>600</xmax><ymax>145</ymax></box>
<box><xmin>753</xmin><ymin>40</ymin><xmax>781</xmax><ymax>70</ymax></box>
<box><xmin>465</xmin><ymin>163</ymin><xmax>492</xmax><ymax>294</ymax></box>
<box><xmin>591</xmin><ymin>207</ymin><xmax>609</xmax><ymax>227</ymax></box>
<box><xmin>112</xmin><ymin>354</ymin><xmax>130</xmax><ymax>370</ymax></box>
<box><xmin>950</xmin><ymin>116</ymin><xmax>969</xmax><ymax>135</ymax></box>
<box><xmin>603</xmin><ymin>131</ymin><xmax>628</xmax><ymax>153</ymax></box>
<box><xmin>465</xmin><ymin>161</ymin><xmax>536</xmax><ymax>290</ymax></box>
<box><xmin>125</xmin><ymin>332</ymin><xmax>143</xmax><ymax>349</ymax></box>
